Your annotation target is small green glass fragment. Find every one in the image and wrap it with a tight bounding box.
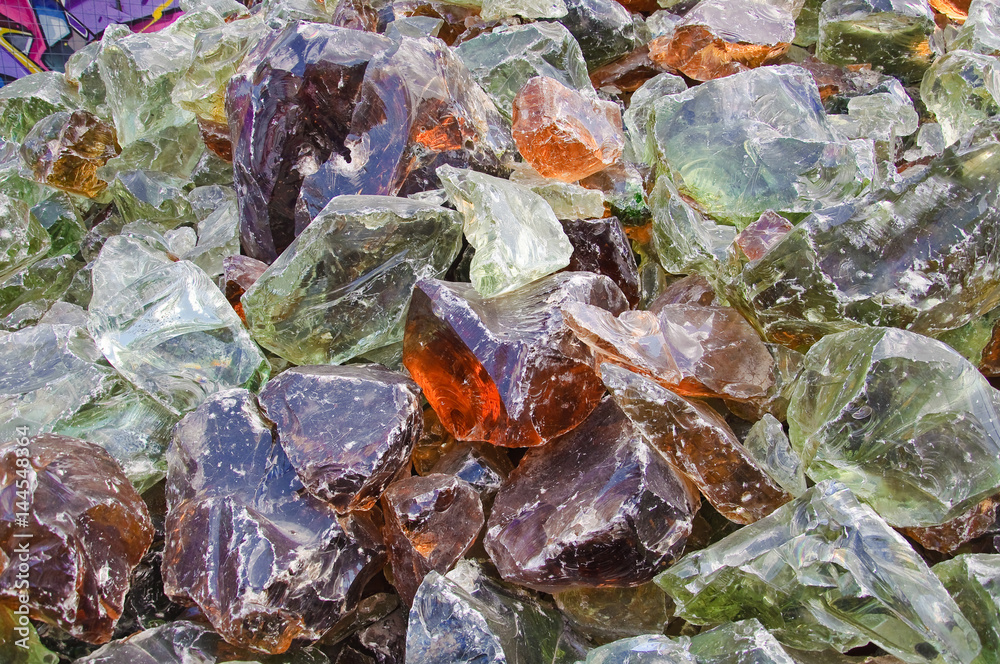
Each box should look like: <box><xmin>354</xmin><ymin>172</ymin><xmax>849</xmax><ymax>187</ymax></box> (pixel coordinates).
<box><xmin>0</xmin><ymin>72</ymin><xmax>79</xmax><ymax>143</ymax></box>
<box><xmin>0</xmin><ymin>191</ymin><xmax>50</xmax><ymax>283</ymax></box>
<box><xmin>438</xmin><ymin>165</ymin><xmax>573</xmax><ymax>297</ymax></box>
<box><xmin>933</xmin><ymin>554</ymin><xmax>1000</xmax><ymax>664</ymax></box>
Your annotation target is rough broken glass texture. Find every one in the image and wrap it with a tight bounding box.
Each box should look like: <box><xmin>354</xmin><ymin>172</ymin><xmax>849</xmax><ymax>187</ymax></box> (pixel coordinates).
<box><xmin>98</xmin><ymin>122</ymin><xmax>207</xmax><ymax>182</ymax></box>
<box><xmin>622</xmin><ymin>72</ymin><xmax>687</xmax><ymax>166</ymax></box>
<box><xmin>0</xmin><ymin>323</ymin><xmax>177</xmax><ymax>491</ymax></box>
<box><xmin>656</xmin><ymin>480</ymin><xmax>981</xmax><ymax>664</ymax></box>
<box><xmin>651</xmin><ymin>65</ymin><xmax>869</xmax><ymax>227</ymax></box>
<box><xmin>0</xmin><ymin>255</ymin><xmax>81</xmax><ymax>324</ymax></box>
<box><xmin>455</xmin><ymin>23</ymin><xmax>594</xmax><ymax>122</ymax></box>
<box><xmin>292</xmin><ymin>36</ymin><xmax>513</xmax><ymax>228</ymax></box>
<box><xmin>583</xmin><ymin>619</ymin><xmax>799</xmax><ymax>664</ymax></box>
<box><xmin>564</xmin><ymin>301</ymin><xmax>776</xmax><ymax>403</ymax></box>
<box><xmin>172</xmin><ymin>15</ymin><xmax>269</xmax><ymax>126</ymax></box>
<box><xmin>30</xmin><ymin>192</ymin><xmax>87</xmax><ymax>258</ymax></box>
<box><xmin>920</xmin><ymin>50</ymin><xmax>1000</xmax><ymax>146</ymax></box>
<box><xmin>558</xmin><ymin>0</ymin><xmax>639</xmax><ymax>70</ymax></box>
<box><xmin>229</xmin><ymin>26</ymin><xmax>510</xmax><ymax>262</ymax></box>
<box><xmin>560</xmin><ymin>217</ymin><xmax>641</xmax><ymax>307</ymax></box>
<box><xmin>743</xmin><ymin>413</ymin><xmax>807</xmax><ymax>496</ymax></box>
<box><xmin>787</xmin><ymin>327</ymin><xmax>1000</xmax><ymax>528</ymax></box>
<box><xmin>382</xmin><ymin>473</ymin><xmax>484</xmax><ymax>604</ymax></box>
<box><xmin>109</xmin><ymin>170</ymin><xmax>196</xmax><ymax>227</ymax></box>
<box><xmin>648</xmin><ymin>0</ymin><xmax>794</xmax><ymax>81</ymax></box>
<box><xmin>904</xmin><ymin>494</ymin><xmax>1000</xmax><ymax>553</ymax></box>
<box><xmin>735</xmin><ymin>210</ymin><xmax>794</xmax><ymax>261</ymax></box>
<box><xmin>163</xmin><ymin>389</ymin><xmax>386</xmax><ymax>654</ymax></box>
<box><xmin>817</xmin><ymin>0</ymin><xmax>935</xmax><ymax>84</ymax></box>
<box><xmin>485</xmin><ymin>398</ymin><xmax>698</xmax><ymax>592</ymax></box>
<box><xmin>96</xmin><ymin>25</ymin><xmax>198</xmax><ymax>148</ymax></box>
<box><xmin>242</xmin><ymin>195</ymin><xmax>461</xmax><ymax>365</ymax></box>
<box><xmin>74</xmin><ymin>619</ymin><xmax>331</xmax><ymax>664</ymax></box>
<box><xmin>0</xmin><ymin>72</ymin><xmax>79</xmax><ymax>143</ymax></box>
<box><xmin>403</xmin><ymin>273</ymin><xmax>628</xmax><ymax>448</ymax></box>
<box><xmin>512</xmin><ymin>76</ymin><xmax>624</xmax><ymax>183</ymax></box>
<box><xmin>184</xmin><ymin>197</ymin><xmax>240</xmax><ymax>279</ymax></box>
<box><xmin>19</xmin><ymin>111</ymin><xmax>120</xmax><ymax>198</ymax></box>
<box><xmin>0</xmin><ymin>192</ymin><xmax>50</xmax><ymax>283</ymax></box>
<box><xmin>953</xmin><ymin>0</ymin><xmax>1000</xmax><ymax>54</ymax></box>
<box><xmin>438</xmin><ymin>165</ymin><xmax>574</xmax><ymax>296</ymax></box>
<box><xmin>430</xmin><ymin>440</ymin><xmax>513</xmax><ymax>509</ymax></box>
<box><xmin>509</xmin><ymin>163</ymin><xmax>607</xmax><ymax>220</ymax></box>
<box><xmin>89</xmin><ymin>238</ymin><xmax>268</xmax><ymax>415</ymax></box>
<box><xmin>603</xmin><ymin>364</ymin><xmax>791</xmax><ymax>524</ymax></box>
<box><xmin>933</xmin><ymin>554</ymin><xmax>1000</xmax><ymax>664</ymax></box>
<box><xmin>227</xmin><ymin>24</ymin><xmax>391</xmax><ymax>262</ymax></box>
<box><xmin>554</xmin><ymin>582</ymin><xmax>674</xmax><ymax>644</ymax></box>
<box><xmin>729</xmin><ymin>121</ymin><xmax>1000</xmax><ymax>347</ymax></box>
<box><xmin>405</xmin><ymin>560</ymin><xmax>587</xmax><ymax>664</ymax></box>
<box><xmin>649</xmin><ymin>176</ymin><xmax>732</xmax><ymax>278</ymax></box>
<box><xmin>583</xmin><ymin>634</ymin><xmax>695</xmax><ymax>664</ymax></box>
<box><xmin>259</xmin><ymin>364</ymin><xmax>422</xmax><ymax>513</ymax></box>
<box><xmin>0</xmin><ymin>434</ymin><xmax>154</xmax><ymax>644</ymax></box>
<box><xmin>480</xmin><ymin>0</ymin><xmax>568</xmax><ymax>20</ymax></box>
<box><xmin>687</xmin><ymin>619</ymin><xmax>801</xmax><ymax>664</ymax></box>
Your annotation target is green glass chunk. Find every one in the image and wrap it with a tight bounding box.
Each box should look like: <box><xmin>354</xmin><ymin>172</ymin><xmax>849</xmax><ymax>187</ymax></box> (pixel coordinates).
<box><xmin>438</xmin><ymin>165</ymin><xmax>573</xmax><ymax>297</ymax></box>
<box><xmin>649</xmin><ymin>176</ymin><xmax>735</xmax><ymax>279</ymax></box>
<box><xmin>953</xmin><ymin>0</ymin><xmax>1000</xmax><ymax>55</ymax></box>
<box><xmin>0</xmin><ymin>254</ymin><xmax>82</xmax><ymax>323</ymax></box>
<box><xmin>0</xmin><ymin>191</ymin><xmax>50</xmax><ymax>283</ymax></box>
<box><xmin>455</xmin><ymin>22</ymin><xmax>593</xmax><ymax>122</ymax></box>
<box><xmin>921</xmin><ymin>50</ymin><xmax>1000</xmax><ymax>147</ymax></box>
<box><xmin>656</xmin><ymin>480</ymin><xmax>981</xmax><ymax>664</ymax></box>
<box><xmin>508</xmin><ymin>163</ymin><xmax>606</xmax><ymax>220</ymax></box>
<box><xmin>933</xmin><ymin>554</ymin><xmax>1000</xmax><ymax>664</ymax></box>
<box><xmin>787</xmin><ymin>326</ymin><xmax>1000</xmax><ymax>528</ymax></box>
<box><xmin>817</xmin><ymin>0</ymin><xmax>935</xmax><ymax>84</ymax></box>
<box><xmin>172</xmin><ymin>14</ymin><xmax>268</xmax><ymax>125</ymax></box>
<box><xmin>243</xmin><ymin>195</ymin><xmax>462</xmax><ymax>366</ymax></box>
<box><xmin>729</xmin><ymin>120</ymin><xmax>1000</xmax><ymax>346</ymax></box>
<box><xmin>743</xmin><ymin>413</ymin><xmax>806</xmax><ymax>496</ymax></box>
<box><xmin>0</xmin><ymin>322</ymin><xmax>175</xmax><ymax>490</ymax></box>
<box><xmin>651</xmin><ymin>65</ymin><xmax>870</xmax><ymax>228</ymax></box>
<box><xmin>30</xmin><ymin>191</ymin><xmax>87</xmax><ymax>258</ymax></box>
<box><xmin>96</xmin><ymin>23</ymin><xmax>198</xmax><ymax>147</ymax></box>
<box><xmin>0</xmin><ymin>72</ymin><xmax>79</xmax><ymax>143</ymax></box>
<box><xmin>89</xmin><ymin>236</ymin><xmax>268</xmax><ymax>414</ymax></box>
<box><xmin>109</xmin><ymin>170</ymin><xmax>196</xmax><ymax>227</ymax></box>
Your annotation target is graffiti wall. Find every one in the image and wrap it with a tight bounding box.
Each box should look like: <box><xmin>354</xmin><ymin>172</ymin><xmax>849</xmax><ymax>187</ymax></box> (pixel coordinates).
<box><xmin>0</xmin><ymin>0</ymin><xmax>182</xmax><ymax>86</ymax></box>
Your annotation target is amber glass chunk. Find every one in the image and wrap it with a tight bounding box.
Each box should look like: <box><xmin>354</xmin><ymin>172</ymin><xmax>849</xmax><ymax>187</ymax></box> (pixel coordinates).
<box><xmin>0</xmin><ymin>434</ymin><xmax>153</xmax><ymax>644</ymax></box>
<box><xmin>603</xmin><ymin>364</ymin><xmax>792</xmax><ymax>524</ymax></box>
<box><xmin>903</xmin><ymin>494</ymin><xmax>1000</xmax><ymax>554</ymax></box>
<box><xmin>930</xmin><ymin>0</ymin><xmax>969</xmax><ymax>22</ymax></box>
<box><xmin>382</xmin><ymin>473</ymin><xmax>484</xmax><ymax>605</ymax></box>
<box><xmin>20</xmin><ymin>110</ymin><xmax>120</xmax><ymax>198</ymax></box>
<box><xmin>648</xmin><ymin>27</ymin><xmax>788</xmax><ymax>82</ymax></box>
<box><xmin>484</xmin><ymin>398</ymin><xmax>699</xmax><ymax>592</ymax></box>
<box><xmin>403</xmin><ymin>272</ymin><xmax>629</xmax><ymax>447</ymax></box>
<box><xmin>512</xmin><ymin>76</ymin><xmax>624</xmax><ymax>183</ymax></box>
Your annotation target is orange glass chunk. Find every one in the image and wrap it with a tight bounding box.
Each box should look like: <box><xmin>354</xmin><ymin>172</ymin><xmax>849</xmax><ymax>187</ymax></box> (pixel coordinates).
<box><xmin>648</xmin><ymin>26</ymin><xmax>788</xmax><ymax>82</ymax></box>
<box><xmin>512</xmin><ymin>76</ymin><xmax>625</xmax><ymax>183</ymax></box>
<box><xmin>930</xmin><ymin>0</ymin><xmax>969</xmax><ymax>22</ymax></box>
<box><xmin>403</xmin><ymin>272</ymin><xmax>629</xmax><ymax>447</ymax></box>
